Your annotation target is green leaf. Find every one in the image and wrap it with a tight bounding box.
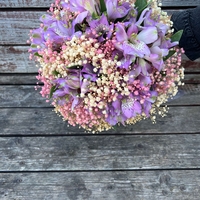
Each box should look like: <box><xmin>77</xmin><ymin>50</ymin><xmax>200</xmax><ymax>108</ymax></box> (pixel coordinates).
<box><xmin>43</xmin><ymin>26</ymin><xmax>48</xmax><ymax>31</ymax></box>
<box><xmin>52</xmin><ymin>70</ymin><xmax>60</xmax><ymax>76</ymax></box>
<box><xmin>135</xmin><ymin>0</ymin><xmax>148</xmax><ymax>17</ymax></box>
<box><xmin>171</xmin><ymin>30</ymin><xmax>183</xmax><ymax>42</ymax></box>
<box><xmin>34</xmin><ymin>52</ymin><xmax>42</xmax><ymax>58</ymax></box>
<box><xmin>31</xmin><ymin>44</ymin><xmax>37</xmax><ymax>48</ymax></box>
<box><xmin>163</xmin><ymin>50</ymin><xmax>176</xmax><ymax>61</ymax></box>
<box><xmin>49</xmin><ymin>85</ymin><xmax>57</xmax><ymax>99</ymax></box>
<box><xmin>32</xmin><ymin>34</ymin><xmax>41</xmax><ymax>39</ymax></box>
<box><xmin>99</xmin><ymin>0</ymin><xmax>107</xmax><ymax>13</ymax></box>
<box><xmin>92</xmin><ymin>12</ymin><xmax>99</xmax><ymax>20</ymax></box>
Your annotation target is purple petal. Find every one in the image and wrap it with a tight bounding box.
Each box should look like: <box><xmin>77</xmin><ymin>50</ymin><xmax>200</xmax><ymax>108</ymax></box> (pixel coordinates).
<box><xmin>137</xmin><ymin>27</ymin><xmax>158</xmax><ymax>44</ymax></box>
<box><xmin>151</xmin><ymin>46</ymin><xmax>169</xmax><ymax>57</ymax></box>
<box><xmin>121</xmin><ymin>98</ymin><xmax>135</xmax><ymax>118</ymax></box>
<box><xmin>133</xmin><ymin>101</ymin><xmax>142</xmax><ymax>114</ymax></box>
<box><xmin>135</xmin><ymin>8</ymin><xmax>150</xmax><ymax>26</ymax></box>
<box><xmin>143</xmin><ymin>101</ymin><xmax>151</xmax><ymax>117</ymax></box>
<box><xmin>112</xmin><ymin>99</ymin><xmax>121</xmax><ymax>110</ymax></box>
<box><xmin>73</xmin><ymin>11</ymin><xmax>88</xmax><ymax>27</ymax></box>
<box><xmin>106</xmin><ymin>0</ymin><xmax>130</xmax><ymax>20</ymax></box>
<box><xmin>71</xmin><ymin>97</ymin><xmax>80</xmax><ymax>110</ymax></box>
<box><xmin>40</xmin><ymin>14</ymin><xmax>55</xmax><ymax>24</ymax></box>
<box><xmin>123</xmin><ymin>41</ymin><xmax>150</xmax><ymax>57</ymax></box>
<box><xmin>138</xmin><ymin>58</ymin><xmax>151</xmax><ymax>76</ymax></box>
<box><xmin>156</xmin><ymin>23</ymin><xmax>169</xmax><ymax>36</ymax></box>
<box><xmin>116</xmin><ymin>24</ymin><xmax>128</xmax><ymax>42</ymax></box>
<box><xmin>129</xmin><ymin>65</ymin><xmax>141</xmax><ymax>81</ymax></box>
<box><xmin>127</xmin><ymin>23</ymin><xmax>138</xmax><ymax>37</ymax></box>
<box><xmin>138</xmin><ymin>75</ymin><xmax>151</xmax><ymax>86</ymax></box>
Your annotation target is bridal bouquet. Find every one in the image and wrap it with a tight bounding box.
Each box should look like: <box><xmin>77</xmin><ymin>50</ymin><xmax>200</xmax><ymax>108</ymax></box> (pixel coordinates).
<box><xmin>29</xmin><ymin>0</ymin><xmax>184</xmax><ymax>132</ymax></box>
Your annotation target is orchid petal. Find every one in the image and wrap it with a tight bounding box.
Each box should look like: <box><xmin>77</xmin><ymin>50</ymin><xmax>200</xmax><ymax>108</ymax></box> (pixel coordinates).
<box><xmin>123</xmin><ymin>41</ymin><xmax>150</xmax><ymax>57</ymax></box>
<box><xmin>116</xmin><ymin>24</ymin><xmax>128</xmax><ymax>42</ymax></box>
<box><xmin>135</xmin><ymin>8</ymin><xmax>149</xmax><ymax>26</ymax></box>
<box><xmin>137</xmin><ymin>27</ymin><xmax>158</xmax><ymax>44</ymax></box>
<box><xmin>138</xmin><ymin>58</ymin><xmax>150</xmax><ymax>76</ymax></box>
<box><xmin>112</xmin><ymin>99</ymin><xmax>121</xmax><ymax>110</ymax></box>
<box><xmin>151</xmin><ymin>46</ymin><xmax>169</xmax><ymax>57</ymax></box>
<box><xmin>127</xmin><ymin>23</ymin><xmax>138</xmax><ymax>37</ymax></box>
<box><xmin>73</xmin><ymin>11</ymin><xmax>88</xmax><ymax>26</ymax></box>
<box><xmin>138</xmin><ymin>75</ymin><xmax>151</xmax><ymax>86</ymax></box>
<box><xmin>71</xmin><ymin>97</ymin><xmax>80</xmax><ymax>110</ymax></box>
<box><xmin>143</xmin><ymin>101</ymin><xmax>151</xmax><ymax>117</ymax></box>
<box><xmin>121</xmin><ymin>98</ymin><xmax>135</xmax><ymax>118</ymax></box>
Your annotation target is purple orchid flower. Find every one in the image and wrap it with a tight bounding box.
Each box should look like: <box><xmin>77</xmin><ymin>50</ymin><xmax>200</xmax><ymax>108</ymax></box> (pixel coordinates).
<box><xmin>87</xmin><ymin>14</ymin><xmax>114</xmax><ymax>42</ymax></box>
<box><xmin>61</xmin><ymin>0</ymin><xmax>99</xmax><ymax>15</ymax></box>
<box><xmin>106</xmin><ymin>0</ymin><xmax>131</xmax><ymax>21</ymax></box>
<box><xmin>52</xmin><ymin>70</ymin><xmax>82</xmax><ymax>109</ymax></box>
<box><xmin>30</xmin><ymin>28</ymin><xmax>45</xmax><ymax>53</ymax></box>
<box><xmin>142</xmin><ymin>91</ymin><xmax>157</xmax><ymax>117</ymax></box>
<box><xmin>121</xmin><ymin>98</ymin><xmax>142</xmax><ymax>119</ymax></box>
<box><xmin>115</xmin><ymin>23</ymin><xmax>155</xmax><ymax>58</ymax></box>
<box><xmin>106</xmin><ymin>95</ymin><xmax>142</xmax><ymax>125</ymax></box>
<box><xmin>128</xmin><ymin>64</ymin><xmax>141</xmax><ymax>82</ymax></box>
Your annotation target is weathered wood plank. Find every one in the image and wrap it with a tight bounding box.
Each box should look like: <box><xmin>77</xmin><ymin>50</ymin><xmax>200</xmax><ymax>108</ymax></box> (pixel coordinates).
<box><xmin>0</xmin><ymin>84</ymin><xmax>199</xmax><ymax>107</ymax></box>
<box><xmin>0</xmin><ymin>46</ymin><xmax>36</xmax><ymax>73</ymax></box>
<box><xmin>0</xmin><ymin>0</ymin><xmax>199</xmax><ymax>8</ymax></box>
<box><xmin>167</xmin><ymin>84</ymin><xmax>200</xmax><ymax>105</ymax></box>
<box><xmin>182</xmin><ymin>55</ymin><xmax>200</xmax><ymax>73</ymax></box>
<box><xmin>0</xmin><ymin>46</ymin><xmax>200</xmax><ymax>73</ymax></box>
<box><xmin>0</xmin><ymin>171</ymin><xmax>200</xmax><ymax>200</ymax></box>
<box><xmin>0</xmin><ymin>107</ymin><xmax>199</xmax><ymax>135</ymax></box>
<box><xmin>0</xmin><ymin>85</ymin><xmax>49</xmax><ymax>107</ymax></box>
<box><xmin>184</xmin><ymin>74</ymin><xmax>200</xmax><ymax>84</ymax></box>
<box><xmin>0</xmin><ymin>0</ymin><xmax>52</xmax><ymax>7</ymax></box>
<box><xmin>162</xmin><ymin>0</ymin><xmax>200</xmax><ymax>7</ymax></box>
<box><xmin>0</xmin><ymin>74</ymin><xmax>37</xmax><ymax>85</ymax></box>
<box><xmin>1</xmin><ymin>135</ymin><xmax>200</xmax><ymax>171</ymax></box>
<box><xmin>0</xmin><ymin>11</ymin><xmax>44</xmax><ymax>45</ymax></box>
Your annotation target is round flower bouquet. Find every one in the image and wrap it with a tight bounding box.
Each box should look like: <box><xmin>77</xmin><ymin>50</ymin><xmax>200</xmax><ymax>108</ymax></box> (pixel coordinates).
<box><xmin>29</xmin><ymin>0</ymin><xmax>184</xmax><ymax>132</ymax></box>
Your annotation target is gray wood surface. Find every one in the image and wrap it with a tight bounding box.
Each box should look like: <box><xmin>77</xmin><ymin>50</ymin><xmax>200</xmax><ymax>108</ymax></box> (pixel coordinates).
<box><xmin>0</xmin><ymin>0</ymin><xmax>199</xmax><ymax>7</ymax></box>
<box><xmin>1</xmin><ymin>134</ymin><xmax>200</xmax><ymax>171</ymax></box>
<box><xmin>0</xmin><ymin>74</ymin><xmax>37</xmax><ymax>85</ymax></box>
<box><xmin>0</xmin><ymin>11</ymin><xmax>43</xmax><ymax>45</ymax></box>
<box><xmin>0</xmin><ymin>171</ymin><xmax>200</xmax><ymax>200</ymax></box>
<box><xmin>0</xmin><ymin>84</ymin><xmax>199</xmax><ymax>107</ymax></box>
<box><xmin>1</xmin><ymin>46</ymin><xmax>200</xmax><ymax>73</ymax></box>
<box><xmin>0</xmin><ymin>46</ymin><xmax>36</xmax><ymax>73</ymax></box>
<box><xmin>0</xmin><ymin>107</ymin><xmax>200</xmax><ymax>135</ymax></box>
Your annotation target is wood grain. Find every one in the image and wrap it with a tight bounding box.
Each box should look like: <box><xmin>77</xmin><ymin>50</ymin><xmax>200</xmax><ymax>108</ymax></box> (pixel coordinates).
<box><xmin>0</xmin><ymin>85</ymin><xmax>49</xmax><ymax>107</ymax></box>
<box><xmin>0</xmin><ymin>46</ymin><xmax>36</xmax><ymax>73</ymax></box>
<box><xmin>0</xmin><ymin>171</ymin><xmax>200</xmax><ymax>200</ymax></box>
<box><xmin>0</xmin><ymin>0</ymin><xmax>199</xmax><ymax>8</ymax></box>
<box><xmin>1</xmin><ymin>134</ymin><xmax>200</xmax><ymax>171</ymax></box>
<box><xmin>0</xmin><ymin>11</ymin><xmax>44</xmax><ymax>45</ymax></box>
<box><xmin>1</xmin><ymin>46</ymin><xmax>200</xmax><ymax>73</ymax></box>
<box><xmin>0</xmin><ymin>74</ymin><xmax>37</xmax><ymax>85</ymax></box>
<box><xmin>0</xmin><ymin>84</ymin><xmax>199</xmax><ymax>107</ymax></box>
<box><xmin>184</xmin><ymin>74</ymin><xmax>200</xmax><ymax>84</ymax></box>
<box><xmin>0</xmin><ymin>107</ymin><xmax>199</xmax><ymax>135</ymax></box>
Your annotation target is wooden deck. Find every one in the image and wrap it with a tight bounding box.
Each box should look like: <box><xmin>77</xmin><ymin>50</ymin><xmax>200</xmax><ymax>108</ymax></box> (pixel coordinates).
<box><xmin>0</xmin><ymin>0</ymin><xmax>200</xmax><ymax>199</ymax></box>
